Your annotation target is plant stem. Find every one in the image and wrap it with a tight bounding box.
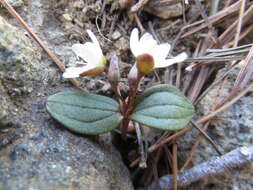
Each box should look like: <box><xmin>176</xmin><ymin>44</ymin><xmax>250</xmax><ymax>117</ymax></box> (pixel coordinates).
<box><xmin>121</xmin><ymin>73</ymin><xmax>144</xmax><ymax>139</ymax></box>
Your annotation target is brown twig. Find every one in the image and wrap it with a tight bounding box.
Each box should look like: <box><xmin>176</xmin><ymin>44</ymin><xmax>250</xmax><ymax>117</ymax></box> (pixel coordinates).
<box><xmin>180</xmin><ymin>122</ymin><xmax>210</xmax><ymax>171</ymax></box>
<box><xmin>193</xmin><ymin>0</ymin><xmax>217</xmax><ymax>44</ymax></box>
<box><xmin>182</xmin><ymin>40</ymin><xmax>201</xmax><ymax>94</ymax></box>
<box><xmin>148</xmin><ymin>126</ymin><xmax>193</xmax><ymax>153</ymax></box>
<box><xmin>233</xmin><ymin>0</ymin><xmax>246</xmax><ymax>47</ymax></box>
<box><xmin>197</xmin><ymin>80</ymin><xmax>253</xmax><ymax>124</ymax></box>
<box><xmin>185</xmin><ymin>55</ymin><xmax>245</xmax><ymax>63</ymax></box>
<box><xmin>134</xmin><ymin>13</ymin><xmax>145</xmax><ymax>33</ymax></box>
<box><xmin>148</xmin><ymin>146</ymin><xmax>253</xmax><ymax>190</ymax></box>
<box><xmin>182</xmin><ymin>72</ymin><xmax>228</xmax><ymax>170</ymax></box>
<box><xmin>181</xmin><ymin>1</ymin><xmax>241</xmax><ymax>38</ymax></box>
<box><xmin>190</xmin><ymin>121</ymin><xmax>222</xmax><ymax>155</ymax></box>
<box><xmin>227</xmin><ymin>24</ymin><xmax>253</xmax><ymax>47</ymax></box>
<box><xmin>175</xmin><ymin>63</ymin><xmax>182</xmax><ymax>89</ymax></box>
<box><xmin>194</xmin><ymin>63</ymin><xmax>237</xmax><ymax>105</ymax></box>
<box><xmin>218</xmin><ymin>5</ymin><xmax>253</xmax><ymax>46</ymax></box>
<box><xmin>130</xmin><ymin>0</ymin><xmax>150</xmax><ymax>13</ymax></box>
<box><xmin>234</xmin><ymin>45</ymin><xmax>253</xmax><ymax>89</ymax></box>
<box><xmin>172</xmin><ymin>143</ymin><xmax>178</xmax><ymax>190</ymax></box>
<box><xmin>134</xmin><ymin>122</ymin><xmax>147</xmax><ymax>168</ymax></box>
<box><xmin>163</xmin><ymin>145</ymin><xmax>173</xmax><ymax>171</ymax></box>
<box><xmin>0</xmin><ymin>0</ymin><xmax>84</xmax><ymax>91</ymax></box>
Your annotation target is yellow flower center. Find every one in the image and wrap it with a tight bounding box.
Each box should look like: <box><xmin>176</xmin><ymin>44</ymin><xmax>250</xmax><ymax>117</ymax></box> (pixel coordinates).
<box><xmin>136</xmin><ymin>54</ymin><xmax>154</xmax><ymax>74</ymax></box>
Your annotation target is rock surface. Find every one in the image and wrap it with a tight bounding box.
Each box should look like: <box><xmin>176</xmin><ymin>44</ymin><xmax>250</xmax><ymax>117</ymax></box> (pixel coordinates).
<box><xmin>144</xmin><ymin>0</ymin><xmax>183</xmax><ymax>19</ymax></box>
<box><xmin>5</xmin><ymin>0</ymin><xmax>24</xmax><ymax>8</ymax></box>
<box><xmin>179</xmin><ymin>67</ymin><xmax>253</xmax><ymax>190</ymax></box>
<box><xmin>0</xmin><ymin>1</ymin><xmax>133</xmax><ymax>190</ymax></box>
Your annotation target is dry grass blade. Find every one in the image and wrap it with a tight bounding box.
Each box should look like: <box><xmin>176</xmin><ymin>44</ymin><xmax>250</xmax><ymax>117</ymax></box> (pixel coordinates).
<box><xmin>190</xmin><ymin>121</ymin><xmax>222</xmax><ymax>155</ymax></box>
<box><xmin>186</xmin><ymin>45</ymin><xmax>250</xmax><ymax>69</ymax></box>
<box><xmin>134</xmin><ymin>122</ymin><xmax>147</xmax><ymax>168</ymax></box>
<box><xmin>234</xmin><ymin>45</ymin><xmax>253</xmax><ymax>89</ymax></box>
<box><xmin>180</xmin><ymin>122</ymin><xmax>210</xmax><ymax>171</ymax></box>
<box><xmin>130</xmin><ymin>0</ymin><xmax>150</xmax><ymax>13</ymax></box>
<box><xmin>185</xmin><ymin>55</ymin><xmax>245</xmax><ymax>63</ymax></box>
<box><xmin>209</xmin><ymin>49</ymin><xmax>249</xmax><ymax>57</ymax></box>
<box><xmin>197</xmin><ymin>81</ymin><xmax>253</xmax><ymax>124</ymax></box>
<box><xmin>218</xmin><ymin>5</ymin><xmax>253</xmax><ymax>45</ymax></box>
<box><xmin>226</xmin><ymin>24</ymin><xmax>253</xmax><ymax>47</ymax></box>
<box><xmin>181</xmin><ymin>1</ymin><xmax>241</xmax><ymax>38</ymax></box>
<box><xmin>194</xmin><ymin>0</ymin><xmax>219</xmax><ymax>45</ymax></box>
<box><xmin>148</xmin><ymin>126</ymin><xmax>193</xmax><ymax>153</ymax></box>
<box><xmin>0</xmin><ymin>0</ymin><xmax>85</xmax><ymax>91</ymax></box>
<box><xmin>194</xmin><ymin>63</ymin><xmax>237</xmax><ymax>105</ymax></box>
<box><xmin>233</xmin><ymin>0</ymin><xmax>246</xmax><ymax>47</ymax></box>
<box><xmin>172</xmin><ymin>143</ymin><xmax>178</xmax><ymax>190</ymax></box>
<box><xmin>207</xmin><ymin>44</ymin><xmax>253</xmax><ymax>53</ymax></box>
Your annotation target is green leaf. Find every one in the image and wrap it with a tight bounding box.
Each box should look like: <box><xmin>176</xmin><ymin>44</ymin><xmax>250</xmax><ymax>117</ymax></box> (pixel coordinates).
<box><xmin>129</xmin><ymin>84</ymin><xmax>195</xmax><ymax>131</ymax></box>
<box><xmin>46</xmin><ymin>91</ymin><xmax>123</xmax><ymax>135</ymax></box>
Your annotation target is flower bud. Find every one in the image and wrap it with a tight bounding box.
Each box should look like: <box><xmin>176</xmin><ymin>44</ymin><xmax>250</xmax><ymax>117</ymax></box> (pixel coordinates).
<box><xmin>128</xmin><ymin>64</ymin><xmax>139</xmax><ymax>88</ymax></box>
<box><xmin>136</xmin><ymin>54</ymin><xmax>154</xmax><ymax>74</ymax></box>
<box><xmin>108</xmin><ymin>54</ymin><xmax>120</xmax><ymax>88</ymax></box>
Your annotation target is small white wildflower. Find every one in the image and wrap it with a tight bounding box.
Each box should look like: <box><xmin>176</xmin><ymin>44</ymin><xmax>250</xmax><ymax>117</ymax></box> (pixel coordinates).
<box><xmin>63</xmin><ymin>30</ymin><xmax>106</xmax><ymax>78</ymax></box>
<box><xmin>130</xmin><ymin>28</ymin><xmax>187</xmax><ymax>73</ymax></box>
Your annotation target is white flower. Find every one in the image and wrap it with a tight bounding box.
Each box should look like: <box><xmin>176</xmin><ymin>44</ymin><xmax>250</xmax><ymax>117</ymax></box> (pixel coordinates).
<box><xmin>63</xmin><ymin>30</ymin><xmax>106</xmax><ymax>78</ymax></box>
<box><xmin>130</xmin><ymin>28</ymin><xmax>187</xmax><ymax>72</ymax></box>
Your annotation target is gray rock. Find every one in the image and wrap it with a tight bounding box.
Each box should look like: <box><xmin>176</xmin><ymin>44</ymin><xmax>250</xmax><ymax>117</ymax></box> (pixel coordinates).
<box><xmin>179</xmin><ymin>67</ymin><xmax>253</xmax><ymax>190</ymax></box>
<box><xmin>4</xmin><ymin>0</ymin><xmax>24</xmax><ymax>8</ymax></box>
<box><xmin>0</xmin><ymin>16</ymin><xmax>42</xmax><ymax>98</ymax></box>
<box><xmin>0</xmin><ymin>2</ymin><xmax>133</xmax><ymax>190</ymax></box>
<box><xmin>0</xmin><ymin>113</ymin><xmax>133</xmax><ymax>190</ymax></box>
<box><xmin>144</xmin><ymin>0</ymin><xmax>183</xmax><ymax>19</ymax></box>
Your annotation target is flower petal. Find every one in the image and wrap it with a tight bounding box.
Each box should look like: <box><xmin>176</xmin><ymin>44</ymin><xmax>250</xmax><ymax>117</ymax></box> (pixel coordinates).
<box><xmin>155</xmin><ymin>52</ymin><xmax>188</xmax><ymax>68</ymax></box>
<box><xmin>87</xmin><ymin>31</ymin><xmax>103</xmax><ymax>57</ymax></box>
<box><xmin>72</xmin><ymin>44</ymin><xmax>91</xmax><ymax>62</ymax></box>
<box><xmin>130</xmin><ymin>28</ymin><xmax>140</xmax><ymax>56</ymax></box>
<box><xmin>72</xmin><ymin>43</ymin><xmax>102</xmax><ymax>64</ymax></box>
<box><xmin>63</xmin><ymin>65</ymin><xmax>94</xmax><ymax>78</ymax></box>
<box><xmin>87</xmin><ymin>29</ymin><xmax>100</xmax><ymax>47</ymax></box>
<box><xmin>139</xmin><ymin>32</ymin><xmax>157</xmax><ymax>55</ymax></box>
<box><xmin>152</xmin><ymin>43</ymin><xmax>171</xmax><ymax>62</ymax></box>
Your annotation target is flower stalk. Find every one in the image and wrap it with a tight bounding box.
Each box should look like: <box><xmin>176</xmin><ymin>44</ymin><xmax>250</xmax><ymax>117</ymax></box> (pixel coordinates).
<box><xmin>61</xmin><ymin>28</ymin><xmax>188</xmax><ymax>139</ymax></box>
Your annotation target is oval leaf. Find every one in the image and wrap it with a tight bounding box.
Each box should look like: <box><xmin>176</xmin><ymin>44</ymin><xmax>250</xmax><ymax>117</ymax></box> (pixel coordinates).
<box><xmin>129</xmin><ymin>84</ymin><xmax>195</xmax><ymax>131</ymax></box>
<box><xmin>46</xmin><ymin>91</ymin><xmax>123</xmax><ymax>135</ymax></box>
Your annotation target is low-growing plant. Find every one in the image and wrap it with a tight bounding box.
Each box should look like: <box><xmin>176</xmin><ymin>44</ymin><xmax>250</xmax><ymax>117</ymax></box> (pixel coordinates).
<box><xmin>46</xmin><ymin>28</ymin><xmax>195</xmax><ymax>136</ymax></box>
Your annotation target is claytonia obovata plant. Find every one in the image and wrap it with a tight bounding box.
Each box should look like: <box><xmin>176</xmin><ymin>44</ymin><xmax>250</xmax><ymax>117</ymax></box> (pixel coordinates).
<box><xmin>130</xmin><ymin>28</ymin><xmax>188</xmax><ymax>74</ymax></box>
<box><xmin>46</xmin><ymin>28</ymin><xmax>195</xmax><ymax>136</ymax></box>
<box><xmin>63</xmin><ymin>30</ymin><xmax>107</xmax><ymax>78</ymax></box>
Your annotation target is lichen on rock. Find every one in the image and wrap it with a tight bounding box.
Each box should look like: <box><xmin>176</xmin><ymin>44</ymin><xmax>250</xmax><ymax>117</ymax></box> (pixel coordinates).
<box><xmin>0</xmin><ymin>16</ymin><xmax>42</xmax><ymax>98</ymax></box>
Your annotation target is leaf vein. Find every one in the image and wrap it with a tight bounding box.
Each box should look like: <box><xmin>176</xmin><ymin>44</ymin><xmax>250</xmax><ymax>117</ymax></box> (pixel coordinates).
<box><xmin>48</xmin><ymin>100</ymin><xmax>119</xmax><ymax>112</ymax></box>
<box><xmin>134</xmin><ymin>103</ymin><xmax>194</xmax><ymax>112</ymax></box>
<box><xmin>54</xmin><ymin>112</ymin><xmax>117</xmax><ymax>123</ymax></box>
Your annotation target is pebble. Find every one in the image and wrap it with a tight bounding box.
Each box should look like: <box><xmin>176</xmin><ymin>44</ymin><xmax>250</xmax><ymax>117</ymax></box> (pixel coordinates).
<box><xmin>111</xmin><ymin>30</ymin><xmax>122</xmax><ymax>40</ymax></box>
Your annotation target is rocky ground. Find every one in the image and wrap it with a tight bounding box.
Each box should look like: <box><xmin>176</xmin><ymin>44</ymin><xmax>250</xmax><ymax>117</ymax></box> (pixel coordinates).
<box><xmin>0</xmin><ymin>0</ymin><xmax>134</xmax><ymax>189</ymax></box>
<box><xmin>0</xmin><ymin>0</ymin><xmax>252</xmax><ymax>190</ymax></box>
